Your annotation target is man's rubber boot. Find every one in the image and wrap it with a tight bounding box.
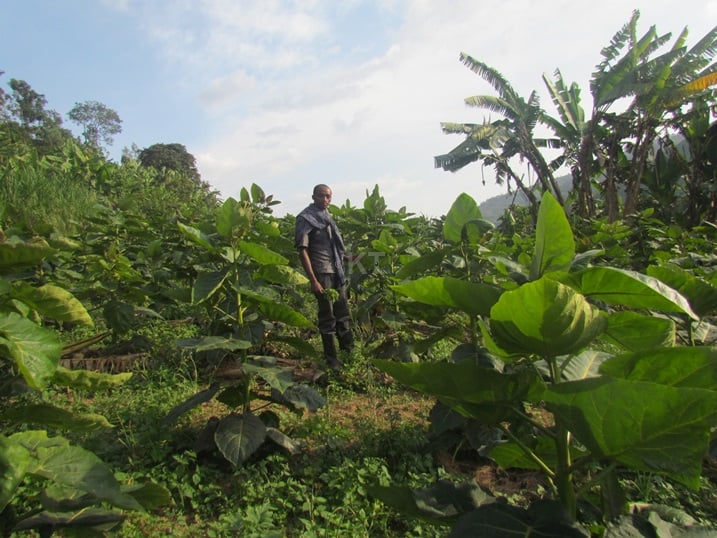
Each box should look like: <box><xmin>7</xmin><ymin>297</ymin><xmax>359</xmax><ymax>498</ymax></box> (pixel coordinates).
<box><xmin>338</xmin><ymin>330</ymin><xmax>354</xmax><ymax>352</ymax></box>
<box><xmin>321</xmin><ymin>333</ymin><xmax>343</xmax><ymax>370</ymax></box>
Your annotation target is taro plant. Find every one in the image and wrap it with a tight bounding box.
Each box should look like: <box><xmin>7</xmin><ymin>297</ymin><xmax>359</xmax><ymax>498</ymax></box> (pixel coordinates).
<box><xmin>371</xmin><ymin>193</ymin><xmax>717</xmax><ymax>535</ymax></box>
<box><xmin>166</xmin><ymin>188</ymin><xmax>326</xmax><ymax>466</ymax></box>
<box><xmin>0</xmin><ymin>233</ymin><xmax>169</xmax><ymax>536</ymax></box>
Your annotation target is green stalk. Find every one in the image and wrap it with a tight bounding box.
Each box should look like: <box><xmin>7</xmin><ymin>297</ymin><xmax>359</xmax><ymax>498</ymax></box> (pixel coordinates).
<box><xmin>547</xmin><ymin>356</ymin><xmax>577</xmax><ymax>519</ymax></box>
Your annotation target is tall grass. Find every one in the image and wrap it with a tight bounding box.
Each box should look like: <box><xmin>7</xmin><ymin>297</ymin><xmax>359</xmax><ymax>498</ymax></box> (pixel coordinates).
<box><xmin>0</xmin><ymin>160</ymin><xmax>100</xmax><ymax>235</ymax></box>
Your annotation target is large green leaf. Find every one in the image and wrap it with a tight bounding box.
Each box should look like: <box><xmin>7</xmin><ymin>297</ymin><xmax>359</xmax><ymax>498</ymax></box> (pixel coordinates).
<box><xmin>448</xmin><ymin>501</ymin><xmax>587</xmax><ymax>537</ymax></box>
<box><xmin>0</xmin><ymin>312</ymin><xmax>61</xmax><ymax>389</ymax></box>
<box><xmin>599</xmin><ymin>346</ymin><xmax>717</xmax><ymax>390</ymax></box>
<box><xmin>0</xmin><ymin>240</ymin><xmax>55</xmax><ymax>273</ymax></box>
<box><xmin>243</xmin><ymin>358</ymin><xmax>295</xmax><ymax>393</ymax></box>
<box><xmin>545</xmin><ymin>378</ymin><xmax>717</xmax><ymax>487</ymax></box>
<box><xmin>214</xmin><ymin>413</ymin><xmax>267</xmax><ymax>466</ymax></box>
<box><xmin>373</xmin><ymin>360</ymin><xmax>545</xmax><ymax>424</ymax></box>
<box><xmin>391</xmin><ymin>276</ymin><xmax>502</xmax><ymax>317</ymax></box>
<box><xmin>259</xmin><ymin>301</ymin><xmax>313</xmax><ymax>328</ymax></box>
<box><xmin>27</xmin><ymin>437</ymin><xmax>142</xmax><ymax>510</ymax></box>
<box><xmin>0</xmin><ymin>404</ymin><xmax>113</xmax><ymax>432</ymax></box>
<box><xmin>12</xmin><ymin>284</ymin><xmax>93</xmax><ymax>326</ymax></box>
<box><xmin>0</xmin><ymin>434</ymin><xmax>32</xmax><ymax>512</ymax></box>
<box><xmin>273</xmin><ymin>384</ymin><xmax>327</xmax><ymax>412</ymax></box>
<box><xmin>368</xmin><ymin>480</ymin><xmax>494</xmax><ymax>523</ymax></box>
<box><xmin>560</xmin><ymin>350</ymin><xmax>611</xmax><ymax>381</ymax></box>
<box><xmin>530</xmin><ymin>192</ymin><xmax>575</xmax><ymax>280</ymax></box>
<box><xmin>177</xmin><ymin>222</ymin><xmax>216</xmax><ymax>252</ymax></box>
<box><xmin>566</xmin><ymin>267</ymin><xmax>699</xmax><ymax>319</ymax></box>
<box><xmin>121</xmin><ymin>481</ymin><xmax>172</xmax><ymax>511</ymax></box>
<box><xmin>489</xmin><ymin>278</ymin><xmax>607</xmax><ymax>358</ymax></box>
<box><xmin>647</xmin><ymin>264</ymin><xmax>717</xmax><ymax>318</ymax></box>
<box><xmin>444</xmin><ymin>193</ymin><xmax>483</xmax><ymax>243</ymax></box>
<box><xmin>255</xmin><ymin>264</ymin><xmax>309</xmax><ymax>286</ymax></box>
<box><xmin>216</xmin><ymin>197</ymin><xmax>251</xmax><ymax>238</ymax></box>
<box><xmin>52</xmin><ymin>367</ymin><xmax>132</xmax><ymax>391</ymax></box>
<box><xmin>192</xmin><ymin>271</ymin><xmax>228</xmax><ymax>303</ymax></box>
<box><xmin>238</xmin><ymin>241</ymin><xmax>288</xmax><ymax>265</ymax></box>
<box><xmin>396</xmin><ymin>250</ymin><xmax>445</xmax><ymax>280</ymax></box>
<box><xmin>603</xmin><ymin>311</ymin><xmax>675</xmax><ymax>351</ymax></box>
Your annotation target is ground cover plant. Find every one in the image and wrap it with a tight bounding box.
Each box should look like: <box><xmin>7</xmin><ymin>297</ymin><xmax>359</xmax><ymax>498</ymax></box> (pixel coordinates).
<box><xmin>1</xmin><ymin>11</ymin><xmax>717</xmax><ymax>537</ymax></box>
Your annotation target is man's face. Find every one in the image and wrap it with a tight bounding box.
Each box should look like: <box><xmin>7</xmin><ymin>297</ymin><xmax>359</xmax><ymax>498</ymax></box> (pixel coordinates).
<box><xmin>312</xmin><ymin>187</ymin><xmax>332</xmax><ymax>209</ymax></box>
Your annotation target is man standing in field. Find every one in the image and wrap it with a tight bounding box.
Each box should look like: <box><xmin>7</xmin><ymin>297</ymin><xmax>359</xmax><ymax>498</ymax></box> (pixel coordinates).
<box><xmin>295</xmin><ymin>184</ymin><xmax>353</xmax><ymax>370</ymax></box>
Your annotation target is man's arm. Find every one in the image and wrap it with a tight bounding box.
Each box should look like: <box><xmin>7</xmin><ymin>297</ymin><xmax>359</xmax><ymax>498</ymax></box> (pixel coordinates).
<box><xmin>298</xmin><ymin>247</ymin><xmax>323</xmax><ymax>294</ymax></box>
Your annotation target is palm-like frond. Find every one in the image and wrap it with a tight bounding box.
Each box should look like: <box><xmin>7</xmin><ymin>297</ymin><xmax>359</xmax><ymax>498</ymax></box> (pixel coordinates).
<box><xmin>665</xmin><ymin>71</ymin><xmax>717</xmax><ymax>107</ymax></box>
<box><xmin>685</xmin><ymin>25</ymin><xmax>717</xmax><ymax>66</ymax></box>
<box><xmin>542</xmin><ymin>70</ymin><xmax>584</xmax><ymax>132</ymax></box>
<box><xmin>592</xmin><ymin>22</ymin><xmax>660</xmax><ymax>107</ymax></box>
<box><xmin>459</xmin><ymin>52</ymin><xmax>519</xmax><ymax>103</ymax></box>
<box><xmin>596</xmin><ymin>10</ymin><xmax>640</xmax><ymax>71</ymax></box>
<box><xmin>464</xmin><ymin>95</ymin><xmax>514</xmax><ymax>117</ymax></box>
<box><xmin>434</xmin><ymin>122</ymin><xmax>509</xmax><ymax>172</ymax></box>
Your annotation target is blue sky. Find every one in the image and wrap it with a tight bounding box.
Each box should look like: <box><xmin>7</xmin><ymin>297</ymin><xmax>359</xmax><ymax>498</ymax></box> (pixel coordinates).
<box><xmin>3</xmin><ymin>0</ymin><xmax>716</xmax><ymax>217</ymax></box>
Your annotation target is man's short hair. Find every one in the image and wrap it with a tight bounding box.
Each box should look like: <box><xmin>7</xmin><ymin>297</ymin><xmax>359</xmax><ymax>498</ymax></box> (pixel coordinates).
<box><xmin>313</xmin><ymin>184</ymin><xmax>331</xmax><ymax>195</ymax></box>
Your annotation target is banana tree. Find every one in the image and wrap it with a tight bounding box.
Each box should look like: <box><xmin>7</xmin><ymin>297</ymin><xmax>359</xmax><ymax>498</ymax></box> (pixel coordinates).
<box><xmin>435</xmin><ymin>52</ymin><xmax>565</xmax><ymax>212</ymax></box>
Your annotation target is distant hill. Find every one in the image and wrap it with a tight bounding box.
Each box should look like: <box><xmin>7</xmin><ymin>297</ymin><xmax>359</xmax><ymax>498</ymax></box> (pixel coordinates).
<box><xmin>478</xmin><ymin>174</ymin><xmax>574</xmax><ymax>223</ymax></box>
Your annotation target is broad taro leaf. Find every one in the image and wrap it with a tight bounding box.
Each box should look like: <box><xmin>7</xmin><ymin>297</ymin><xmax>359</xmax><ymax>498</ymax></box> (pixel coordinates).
<box><xmin>28</xmin><ymin>437</ymin><xmax>141</xmax><ymax>510</ymax></box>
<box><xmin>11</xmin><ymin>283</ymin><xmax>93</xmax><ymax>326</ymax></box>
<box><xmin>0</xmin><ymin>434</ymin><xmax>32</xmax><ymax>512</ymax></box>
<box><xmin>52</xmin><ymin>367</ymin><xmax>132</xmax><ymax>391</ymax></box>
<box><xmin>373</xmin><ymin>360</ymin><xmax>545</xmax><ymax>424</ymax></box>
<box><xmin>103</xmin><ymin>300</ymin><xmax>135</xmax><ymax>334</ymax></box>
<box><xmin>272</xmin><ymin>384</ymin><xmax>326</xmax><ymax>412</ymax></box>
<box><xmin>267</xmin><ymin>335</ymin><xmax>319</xmax><ymax>358</ymax></box>
<box><xmin>565</xmin><ymin>267</ymin><xmax>698</xmax><ymax>319</ymax></box>
<box><xmin>255</xmin><ymin>264</ymin><xmax>308</xmax><ymax>286</ymax></box>
<box><xmin>391</xmin><ymin>276</ymin><xmax>502</xmax><ymax>317</ymax></box>
<box><xmin>368</xmin><ymin>480</ymin><xmax>494</xmax><ymax>523</ymax></box>
<box><xmin>0</xmin><ymin>312</ymin><xmax>61</xmax><ymax>389</ymax></box>
<box><xmin>0</xmin><ymin>240</ymin><xmax>55</xmax><ymax>274</ymax></box>
<box><xmin>177</xmin><ymin>222</ymin><xmax>216</xmax><ymax>252</ymax></box>
<box><xmin>544</xmin><ymin>377</ymin><xmax>717</xmax><ymax>488</ymax></box>
<box><xmin>265</xmin><ymin>428</ymin><xmax>302</xmax><ymax>455</ymax></box>
<box><xmin>192</xmin><ymin>270</ymin><xmax>228</xmax><ymax>303</ymax></box>
<box><xmin>647</xmin><ymin>264</ymin><xmax>717</xmax><ymax>318</ymax></box>
<box><xmin>258</xmin><ymin>301</ymin><xmax>314</xmax><ymax>328</ymax></box>
<box><xmin>214</xmin><ymin>413</ymin><xmax>267</xmax><ymax>466</ymax></box>
<box><xmin>530</xmin><ymin>192</ymin><xmax>575</xmax><ymax>281</ymax></box>
<box><xmin>560</xmin><ymin>350</ymin><xmax>612</xmax><ymax>381</ymax></box>
<box><xmin>238</xmin><ymin>240</ymin><xmax>288</xmax><ymax>265</ymax></box>
<box><xmin>215</xmin><ymin>197</ymin><xmax>251</xmax><ymax>238</ymax></box>
<box><xmin>396</xmin><ymin>250</ymin><xmax>446</xmax><ymax>280</ymax></box>
<box><xmin>243</xmin><ymin>357</ymin><xmax>294</xmax><ymax>393</ymax></box>
<box><xmin>490</xmin><ymin>436</ymin><xmax>586</xmax><ymax>472</ymax></box>
<box><xmin>443</xmin><ymin>193</ymin><xmax>483</xmax><ymax>244</ymax></box>
<box><xmin>603</xmin><ymin>311</ymin><xmax>675</xmax><ymax>351</ymax></box>
<box><xmin>489</xmin><ymin>278</ymin><xmax>607</xmax><ymax>358</ymax></box>
<box><xmin>121</xmin><ymin>481</ymin><xmax>172</xmax><ymax>511</ymax></box>
<box><xmin>448</xmin><ymin>501</ymin><xmax>588</xmax><ymax>538</ymax></box>
<box><xmin>599</xmin><ymin>346</ymin><xmax>717</xmax><ymax>390</ymax></box>
<box><xmin>0</xmin><ymin>404</ymin><xmax>112</xmax><ymax>432</ymax></box>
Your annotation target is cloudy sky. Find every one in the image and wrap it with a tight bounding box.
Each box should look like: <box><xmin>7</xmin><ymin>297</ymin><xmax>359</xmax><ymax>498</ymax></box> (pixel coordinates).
<box><xmin>3</xmin><ymin>1</ymin><xmax>716</xmax><ymax>217</ymax></box>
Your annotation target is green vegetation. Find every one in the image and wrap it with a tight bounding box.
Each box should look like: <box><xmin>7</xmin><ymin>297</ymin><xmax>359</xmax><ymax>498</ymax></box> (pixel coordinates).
<box><xmin>1</xmin><ymin>11</ymin><xmax>717</xmax><ymax>537</ymax></box>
